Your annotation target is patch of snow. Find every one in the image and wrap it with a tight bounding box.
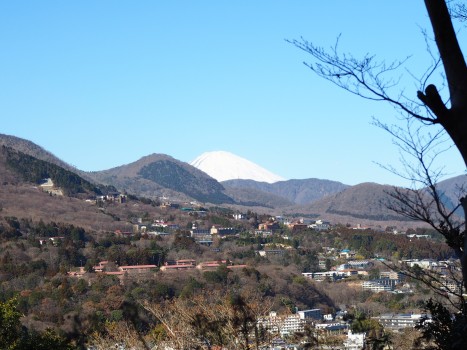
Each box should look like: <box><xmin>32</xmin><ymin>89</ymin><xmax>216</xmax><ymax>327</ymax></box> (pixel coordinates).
<box><xmin>190</xmin><ymin>151</ymin><xmax>285</xmax><ymax>183</ymax></box>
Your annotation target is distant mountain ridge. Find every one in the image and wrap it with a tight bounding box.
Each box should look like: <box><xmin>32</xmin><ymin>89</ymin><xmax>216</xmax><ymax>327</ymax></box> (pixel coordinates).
<box><xmin>2</xmin><ymin>133</ymin><xmax>465</xmax><ymax>225</ymax></box>
<box><xmin>287</xmin><ymin>177</ymin><xmax>467</xmax><ymax>224</ymax></box>
<box><xmin>88</xmin><ymin>153</ymin><xmax>235</xmax><ymax>204</ymax></box>
<box><xmin>223</xmin><ymin>178</ymin><xmax>349</xmax><ymax>205</ymax></box>
<box><xmin>435</xmin><ymin>174</ymin><xmax>467</xmax><ymax>216</ymax></box>
<box><xmin>286</xmin><ymin>182</ymin><xmax>411</xmax><ymax>223</ymax></box>
<box><xmin>0</xmin><ymin>133</ymin><xmax>74</xmax><ymax>171</ymax></box>
<box><xmin>190</xmin><ymin>151</ymin><xmax>284</xmax><ymax>183</ymax></box>
<box><xmin>224</xmin><ymin>186</ymin><xmax>294</xmax><ymax>209</ymax></box>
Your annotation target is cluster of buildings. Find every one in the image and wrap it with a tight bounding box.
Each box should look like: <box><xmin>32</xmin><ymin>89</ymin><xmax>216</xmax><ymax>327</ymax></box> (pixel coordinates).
<box><xmin>400</xmin><ymin>258</ymin><xmax>463</xmax><ymax>294</ymax></box>
<box><xmin>360</xmin><ymin>270</ymin><xmax>405</xmax><ymax>292</ymax></box>
<box><xmin>259</xmin><ymin>309</ymin><xmax>325</xmax><ymax>336</ymax></box>
<box><xmin>95</xmin><ymin>192</ymin><xmax>127</xmax><ymax>204</ymax></box>
<box><xmin>159</xmin><ymin>259</ymin><xmax>247</xmax><ymax>271</ymax></box>
<box><xmin>302</xmin><ymin>250</ymin><xmax>414</xmax><ymax>294</ymax></box>
<box><xmin>302</xmin><ymin>253</ymin><xmax>374</xmax><ymax>283</ymax></box>
<box><xmin>255</xmin><ymin>218</ymin><xmax>331</xmax><ymax>234</ymax></box>
<box><xmin>68</xmin><ymin>259</ymin><xmax>247</xmax><ymax>279</ymax></box>
<box><xmin>257</xmin><ymin>308</ymin><xmax>353</xmax><ymax>348</ymax></box>
<box><xmin>256</xmin><ymin>308</ymin><xmax>430</xmax><ymax>349</ymax></box>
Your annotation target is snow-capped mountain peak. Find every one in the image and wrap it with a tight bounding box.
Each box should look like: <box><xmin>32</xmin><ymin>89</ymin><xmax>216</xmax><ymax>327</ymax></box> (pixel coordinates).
<box><xmin>190</xmin><ymin>151</ymin><xmax>285</xmax><ymax>183</ymax></box>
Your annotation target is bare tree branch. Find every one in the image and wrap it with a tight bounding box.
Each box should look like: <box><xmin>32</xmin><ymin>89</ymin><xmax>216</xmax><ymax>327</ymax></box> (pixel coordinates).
<box><xmin>288</xmin><ymin>36</ymin><xmax>438</xmax><ymax>124</ymax></box>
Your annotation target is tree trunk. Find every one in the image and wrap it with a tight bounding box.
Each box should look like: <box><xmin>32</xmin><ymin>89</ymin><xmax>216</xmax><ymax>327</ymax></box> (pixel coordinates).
<box><xmin>441</xmin><ymin>110</ymin><xmax>467</xmax><ymax>169</ymax></box>
<box><xmin>424</xmin><ymin>0</ymin><xmax>467</xmax><ymax>290</ymax></box>
<box><xmin>461</xmin><ymin>197</ymin><xmax>467</xmax><ymax>291</ymax></box>
<box><xmin>423</xmin><ymin>0</ymin><xmax>467</xmax><ymax>168</ymax></box>
<box><xmin>424</xmin><ymin>0</ymin><xmax>467</xmax><ymax>110</ymax></box>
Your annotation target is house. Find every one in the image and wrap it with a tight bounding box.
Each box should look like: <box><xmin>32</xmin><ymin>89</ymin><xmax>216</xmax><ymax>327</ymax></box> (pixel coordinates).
<box><xmin>190</xmin><ymin>228</ymin><xmax>211</xmax><ymax>237</ymax></box>
<box><xmin>146</xmin><ymin>231</ymin><xmax>170</xmax><ymax>237</ymax></box>
<box><xmin>196</xmin><ymin>260</ymin><xmax>247</xmax><ymax>270</ymax></box>
<box><xmin>258</xmin><ymin>221</ymin><xmax>280</xmax><ymax>231</ymax></box>
<box><xmin>308</xmin><ymin>220</ymin><xmax>331</xmax><ymax>231</ymax></box>
<box><xmin>380</xmin><ymin>271</ymin><xmax>403</xmax><ymax>281</ymax></box>
<box><xmin>287</xmin><ymin>222</ymin><xmax>308</xmax><ymax>232</ymax></box>
<box><xmin>190</xmin><ymin>225</ymin><xmax>212</xmax><ymax>243</ymax></box>
<box><xmin>257</xmin><ymin>249</ymin><xmax>285</xmax><ymax>257</ymax></box>
<box><xmin>335</xmin><ymin>260</ymin><xmax>373</xmax><ymax>271</ymax></box>
<box><xmin>407</xmin><ymin>234</ymin><xmax>431</xmax><ymax>240</ymax></box>
<box><xmin>160</xmin><ymin>260</ymin><xmax>196</xmax><ymax>271</ymax></box>
<box><xmin>119</xmin><ymin>265</ymin><xmax>157</xmax><ymax>274</ymax></box>
<box><xmin>197</xmin><ymin>260</ymin><xmax>229</xmax><ymax>270</ymax></box>
<box><xmin>254</xmin><ymin>230</ymin><xmax>273</xmax><ymax>237</ymax></box>
<box><xmin>346</xmin><ymin>260</ymin><xmax>373</xmax><ymax>269</ymax></box>
<box><xmin>339</xmin><ymin>249</ymin><xmax>356</xmax><ymax>259</ymax></box>
<box><xmin>98</xmin><ymin>192</ymin><xmax>127</xmax><ymax>203</ymax></box>
<box><xmin>210</xmin><ymin>226</ymin><xmax>236</xmax><ymax>236</ymax></box>
<box><xmin>401</xmin><ymin>259</ymin><xmax>437</xmax><ymax>269</ymax></box>
<box><xmin>92</xmin><ymin>261</ymin><xmax>156</xmax><ymax>275</ymax></box>
<box><xmin>233</xmin><ymin>213</ymin><xmax>246</xmax><ymax>220</ymax></box>
<box><xmin>343</xmin><ymin>330</ymin><xmax>365</xmax><ymax>350</ymax></box>
<box><xmin>441</xmin><ymin>279</ymin><xmax>463</xmax><ymax>294</ymax></box>
<box><xmin>315</xmin><ymin>322</ymin><xmax>348</xmax><ymax>334</ymax></box>
<box><xmin>164</xmin><ymin>259</ymin><xmax>196</xmax><ymax>266</ymax></box>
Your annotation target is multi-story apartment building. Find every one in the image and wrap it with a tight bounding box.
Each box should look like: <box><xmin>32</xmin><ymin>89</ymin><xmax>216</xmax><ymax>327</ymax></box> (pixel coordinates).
<box><xmin>373</xmin><ymin>313</ymin><xmax>427</xmax><ymax>330</ymax></box>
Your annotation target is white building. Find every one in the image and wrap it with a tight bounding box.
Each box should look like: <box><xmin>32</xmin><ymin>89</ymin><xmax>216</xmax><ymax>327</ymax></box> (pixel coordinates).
<box><xmin>401</xmin><ymin>259</ymin><xmax>437</xmax><ymax>269</ymax></box>
<box><xmin>258</xmin><ymin>310</ymin><xmax>321</xmax><ymax>337</ymax></box>
<box><xmin>374</xmin><ymin>313</ymin><xmax>427</xmax><ymax>330</ymax></box>
<box><xmin>343</xmin><ymin>330</ymin><xmax>365</xmax><ymax>350</ymax></box>
<box><xmin>362</xmin><ymin>280</ymin><xmax>393</xmax><ymax>292</ymax></box>
<box><xmin>303</xmin><ymin>270</ymin><xmax>355</xmax><ymax>282</ymax></box>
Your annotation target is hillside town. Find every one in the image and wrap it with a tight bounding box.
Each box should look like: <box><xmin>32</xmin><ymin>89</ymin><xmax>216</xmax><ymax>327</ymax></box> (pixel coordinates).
<box><xmin>1</xmin><ymin>1</ymin><xmax>467</xmax><ymax>347</ymax></box>
<box><xmin>37</xmin><ymin>192</ymin><xmax>456</xmax><ymax>350</ymax></box>
<box><xmin>0</xmin><ymin>158</ymin><xmax>462</xmax><ymax>349</ymax></box>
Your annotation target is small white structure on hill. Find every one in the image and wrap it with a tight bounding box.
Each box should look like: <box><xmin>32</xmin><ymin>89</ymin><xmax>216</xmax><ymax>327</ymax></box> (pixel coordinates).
<box><xmin>39</xmin><ymin>178</ymin><xmax>63</xmax><ymax>196</ymax></box>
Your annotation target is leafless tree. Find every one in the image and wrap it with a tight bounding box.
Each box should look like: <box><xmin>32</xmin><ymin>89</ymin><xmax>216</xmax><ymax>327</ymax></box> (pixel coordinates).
<box><xmin>141</xmin><ymin>289</ymin><xmax>274</xmax><ymax>350</ymax></box>
<box><xmin>290</xmin><ymin>1</ymin><xmax>467</xmax><ymax>348</ymax></box>
<box><xmin>290</xmin><ymin>0</ymin><xmax>467</xmax><ymax>288</ymax></box>
<box><xmin>451</xmin><ymin>2</ymin><xmax>467</xmax><ymax>22</ymax></box>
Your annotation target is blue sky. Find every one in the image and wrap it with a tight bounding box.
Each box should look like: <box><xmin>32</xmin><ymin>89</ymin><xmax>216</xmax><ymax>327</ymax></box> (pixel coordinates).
<box><xmin>1</xmin><ymin>1</ymin><xmax>465</xmax><ymax>186</ymax></box>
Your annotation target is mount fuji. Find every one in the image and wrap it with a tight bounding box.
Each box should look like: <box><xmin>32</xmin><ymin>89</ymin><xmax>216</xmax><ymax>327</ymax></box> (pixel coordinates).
<box><xmin>190</xmin><ymin>151</ymin><xmax>285</xmax><ymax>184</ymax></box>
